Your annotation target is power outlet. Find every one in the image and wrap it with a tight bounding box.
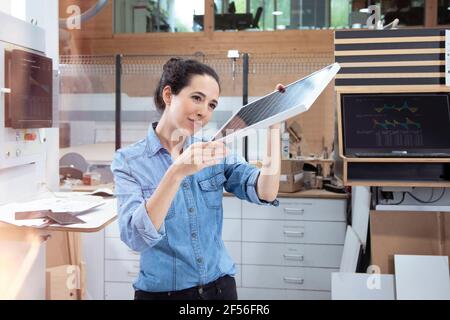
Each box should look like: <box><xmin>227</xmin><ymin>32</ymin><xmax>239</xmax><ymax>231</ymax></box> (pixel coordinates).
<box><xmin>380</xmin><ymin>191</ymin><xmax>394</xmax><ymax>200</ymax></box>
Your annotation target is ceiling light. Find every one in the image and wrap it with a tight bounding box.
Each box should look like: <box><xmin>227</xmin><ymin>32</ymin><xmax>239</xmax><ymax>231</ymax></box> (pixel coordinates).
<box><xmin>272</xmin><ymin>11</ymin><xmax>283</xmax><ymax>16</ymax></box>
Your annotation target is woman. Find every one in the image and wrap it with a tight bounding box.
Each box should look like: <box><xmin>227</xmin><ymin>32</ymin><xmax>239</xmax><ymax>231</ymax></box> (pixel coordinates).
<box><xmin>111</xmin><ymin>58</ymin><xmax>283</xmax><ymax>300</ymax></box>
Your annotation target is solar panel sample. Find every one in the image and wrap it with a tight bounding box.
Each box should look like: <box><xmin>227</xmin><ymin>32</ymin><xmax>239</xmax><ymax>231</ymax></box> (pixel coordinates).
<box><xmin>212</xmin><ymin>63</ymin><xmax>340</xmax><ymax>142</ymax></box>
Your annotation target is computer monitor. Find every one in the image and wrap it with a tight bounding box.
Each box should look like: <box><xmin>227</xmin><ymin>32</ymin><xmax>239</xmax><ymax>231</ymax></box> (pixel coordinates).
<box><xmin>341</xmin><ymin>93</ymin><xmax>450</xmax><ymax>156</ymax></box>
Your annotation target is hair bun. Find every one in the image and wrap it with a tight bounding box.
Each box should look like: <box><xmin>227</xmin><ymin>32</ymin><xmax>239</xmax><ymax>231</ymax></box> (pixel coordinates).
<box><xmin>163</xmin><ymin>57</ymin><xmax>182</xmax><ymax>72</ymax></box>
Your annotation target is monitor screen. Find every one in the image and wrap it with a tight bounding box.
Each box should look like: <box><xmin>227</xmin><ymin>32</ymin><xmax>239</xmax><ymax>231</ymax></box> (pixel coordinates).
<box><xmin>341</xmin><ymin>93</ymin><xmax>450</xmax><ymax>155</ymax></box>
<box><xmin>212</xmin><ymin>63</ymin><xmax>340</xmax><ymax>142</ymax></box>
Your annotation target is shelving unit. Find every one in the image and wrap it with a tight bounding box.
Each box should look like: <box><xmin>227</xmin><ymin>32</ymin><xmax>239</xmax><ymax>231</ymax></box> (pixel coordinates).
<box><xmin>334</xmin><ymin>28</ymin><xmax>450</xmax><ymax>187</ymax></box>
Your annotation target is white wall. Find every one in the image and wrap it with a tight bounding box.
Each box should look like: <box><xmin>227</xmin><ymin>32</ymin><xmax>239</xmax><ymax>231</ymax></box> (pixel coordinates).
<box><xmin>0</xmin><ymin>1</ymin><xmax>11</xmax><ymax>15</ymax></box>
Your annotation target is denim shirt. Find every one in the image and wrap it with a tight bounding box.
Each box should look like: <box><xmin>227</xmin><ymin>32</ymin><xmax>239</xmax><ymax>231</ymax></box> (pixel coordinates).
<box><xmin>111</xmin><ymin>122</ymin><xmax>279</xmax><ymax>292</ymax></box>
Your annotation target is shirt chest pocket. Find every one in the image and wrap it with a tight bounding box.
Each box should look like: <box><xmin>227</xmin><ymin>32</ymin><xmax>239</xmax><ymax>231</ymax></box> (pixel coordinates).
<box><xmin>142</xmin><ymin>187</ymin><xmax>176</xmax><ymax>219</ymax></box>
<box><xmin>197</xmin><ymin>174</ymin><xmax>226</xmax><ymax>209</ymax></box>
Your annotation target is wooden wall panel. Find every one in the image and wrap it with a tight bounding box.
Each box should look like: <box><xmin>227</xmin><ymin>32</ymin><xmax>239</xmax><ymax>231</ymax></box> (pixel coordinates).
<box><xmin>67</xmin><ymin>29</ymin><xmax>334</xmax><ymax>56</ymax></box>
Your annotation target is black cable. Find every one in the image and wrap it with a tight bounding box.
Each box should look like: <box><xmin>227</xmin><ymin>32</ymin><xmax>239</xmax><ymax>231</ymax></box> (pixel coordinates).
<box><xmin>406</xmin><ymin>188</ymin><xmax>446</xmax><ymax>204</ymax></box>
<box><xmin>390</xmin><ymin>192</ymin><xmax>406</xmax><ymax>205</ymax></box>
<box><xmin>426</xmin><ymin>188</ymin><xmax>435</xmax><ymax>202</ymax></box>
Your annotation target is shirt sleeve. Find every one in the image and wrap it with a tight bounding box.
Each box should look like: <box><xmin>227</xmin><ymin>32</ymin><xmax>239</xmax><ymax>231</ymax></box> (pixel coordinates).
<box><xmin>111</xmin><ymin>151</ymin><xmax>165</xmax><ymax>252</ymax></box>
<box><xmin>222</xmin><ymin>154</ymin><xmax>279</xmax><ymax>207</ymax></box>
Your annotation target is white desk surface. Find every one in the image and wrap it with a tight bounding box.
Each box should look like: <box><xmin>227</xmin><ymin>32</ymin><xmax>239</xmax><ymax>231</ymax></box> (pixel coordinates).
<box><xmin>46</xmin><ymin>197</ymin><xmax>117</xmax><ymax>232</ymax></box>
<box><xmin>0</xmin><ymin>195</ymin><xmax>117</xmax><ymax>233</ymax></box>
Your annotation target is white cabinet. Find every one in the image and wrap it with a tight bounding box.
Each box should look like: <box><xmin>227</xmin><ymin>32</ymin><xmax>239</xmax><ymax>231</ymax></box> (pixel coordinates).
<box><xmin>88</xmin><ymin>195</ymin><xmax>346</xmax><ymax>300</ymax></box>
<box><xmin>105</xmin><ymin>282</ymin><xmax>135</xmax><ymax>300</ymax></box>
<box><xmin>224</xmin><ymin>241</ymin><xmax>241</xmax><ymax>264</ymax></box>
<box><xmin>242</xmin><ymin>220</ymin><xmax>346</xmax><ymax>244</ymax></box>
<box><xmin>222</xmin><ymin>219</ymin><xmax>241</xmax><ymax>241</ymax></box>
<box><xmin>225</xmin><ymin>195</ymin><xmax>347</xmax><ymax>300</ymax></box>
<box><xmin>242</xmin><ymin>242</ymin><xmax>343</xmax><ymax>268</ymax></box>
<box><xmin>242</xmin><ymin>265</ymin><xmax>338</xmax><ymax>291</ymax></box>
<box><xmin>237</xmin><ymin>288</ymin><xmax>331</xmax><ymax>300</ymax></box>
<box><xmin>242</xmin><ymin>198</ymin><xmax>346</xmax><ymax>221</ymax></box>
<box><xmin>103</xmin><ymin>219</ymin><xmax>139</xmax><ymax>300</ymax></box>
<box><xmin>105</xmin><ymin>237</ymin><xmax>140</xmax><ymax>261</ymax></box>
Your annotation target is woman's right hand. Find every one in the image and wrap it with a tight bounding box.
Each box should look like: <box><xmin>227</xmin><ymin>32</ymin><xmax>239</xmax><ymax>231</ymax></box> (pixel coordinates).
<box><xmin>171</xmin><ymin>141</ymin><xmax>228</xmax><ymax>179</ymax></box>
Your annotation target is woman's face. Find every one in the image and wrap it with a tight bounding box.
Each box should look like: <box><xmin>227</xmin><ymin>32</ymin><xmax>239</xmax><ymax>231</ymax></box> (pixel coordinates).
<box><xmin>164</xmin><ymin>74</ymin><xmax>220</xmax><ymax>136</ymax></box>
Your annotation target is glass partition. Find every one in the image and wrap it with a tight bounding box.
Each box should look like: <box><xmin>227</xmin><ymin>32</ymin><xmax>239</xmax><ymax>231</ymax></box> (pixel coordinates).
<box><xmin>214</xmin><ymin>0</ymin><xmax>331</xmax><ymax>31</ymax></box>
<box><xmin>113</xmin><ymin>0</ymin><xmax>428</xmax><ymax>34</ymax></box>
<box><xmin>59</xmin><ymin>55</ymin><xmax>116</xmax><ymax>187</ymax></box>
<box><xmin>114</xmin><ymin>0</ymin><xmax>205</xmax><ymax>33</ymax></box>
<box><xmin>210</xmin><ymin>0</ymin><xmax>426</xmax><ymax>31</ymax></box>
<box><xmin>59</xmin><ymin>52</ymin><xmax>336</xmax><ymax>186</ymax></box>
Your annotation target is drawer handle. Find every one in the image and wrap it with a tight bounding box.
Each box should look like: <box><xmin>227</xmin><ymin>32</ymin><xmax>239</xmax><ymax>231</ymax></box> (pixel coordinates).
<box><xmin>127</xmin><ymin>271</ymin><xmax>139</xmax><ymax>277</ymax></box>
<box><xmin>283</xmin><ymin>277</ymin><xmax>304</xmax><ymax>285</ymax></box>
<box><xmin>284</xmin><ymin>208</ymin><xmax>304</xmax><ymax>215</ymax></box>
<box><xmin>283</xmin><ymin>254</ymin><xmax>304</xmax><ymax>261</ymax></box>
<box><xmin>283</xmin><ymin>230</ymin><xmax>304</xmax><ymax>237</ymax></box>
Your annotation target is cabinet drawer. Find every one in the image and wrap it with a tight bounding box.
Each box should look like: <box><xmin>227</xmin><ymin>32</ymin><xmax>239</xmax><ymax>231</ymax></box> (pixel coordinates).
<box><xmin>105</xmin><ymin>260</ymin><xmax>140</xmax><ymax>283</ymax></box>
<box><xmin>223</xmin><ymin>197</ymin><xmax>241</xmax><ymax>219</ymax></box>
<box><xmin>242</xmin><ymin>243</ymin><xmax>343</xmax><ymax>268</ymax></box>
<box><xmin>237</xmin><ymin>288</ymin><xmax>331</xmax><ymax>300</ymax></box>
<box><xmin>223</xmin><ymin>219</ymin><xmax>241</xmax><ymax>241</ymax></box>
<box><xmin>242</xmin><ymin>265</ymin><xmax>337</xmax><ymax>291</ymax></box>
<box><xmin>234</xmin><ymin>264</ymin><xmax>242</xmax><ymax>288</ymax></box>
<box><xmin>243</xmin><ymin>198</ymin><xmax>346</xmax><ymax>222</ymax></box>
<box><xmin>105</xmin><ymin>219</ymin><xmax>120</xmax><ymax>238</ymax></box>
<box><xmin>224</xmin><ymin>241</ymin><xmax>241</xmax><ymax>264</ymax></box>
<box><xmin>105</xmin><ymin>237</ymin><xmax>140</xmax><ymax>261</ymax></box>
<box><xmin>105</xmin><ymin>282</ymin><xmax>135</xmax><ymax>300</ymax></box>
<box><xmin>242</xmin><ymin>220</ymin><xmax>346</xmax><ymax>244</ymax></box>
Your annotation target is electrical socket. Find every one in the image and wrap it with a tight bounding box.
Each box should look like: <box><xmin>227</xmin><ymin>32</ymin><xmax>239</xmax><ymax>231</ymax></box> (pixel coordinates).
<box><xmin>380</xmin><ymin>191</ymin><xmax>394</xmax><ymax>200</ymax></box>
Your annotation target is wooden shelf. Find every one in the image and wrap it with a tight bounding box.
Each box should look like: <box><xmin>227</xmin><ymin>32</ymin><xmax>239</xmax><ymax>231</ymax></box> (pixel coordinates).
<box><xmin>341</xmin><ymin>156</ymin><xmax>450</xmax><ymax>163</ymax></box>
<box><xmin>343</xmin><ymin>179</ymin><xmax>450</xmax><ymax>188</ymax></box>
<box><xmin>334</xmin><ymin>61</ymin><xmax>450</xmax><ymax>187</ymax></box>
<box><xmin>336</xmin><ymin>85</ymin><xmax>450</xmax><ymax>94</ymax></box>
<box><xmin>341</xmin><ymin>158</ymin><xmax>450</xmax><ymax>187</ymax></box>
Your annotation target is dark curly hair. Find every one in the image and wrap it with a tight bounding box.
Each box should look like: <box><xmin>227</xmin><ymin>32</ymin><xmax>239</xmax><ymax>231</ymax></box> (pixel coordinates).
<box><xmin>153</xmin><ymin>57</ymin><xmax>221</xmax><ymax>112</ymax></box>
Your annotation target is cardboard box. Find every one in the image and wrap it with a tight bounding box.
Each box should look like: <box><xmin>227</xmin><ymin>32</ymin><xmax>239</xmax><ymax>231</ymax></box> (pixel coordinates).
<box><xmin>370</xmin><ymin>210</ymin><xmax>450</xmax><ymax>274</ymax></box>
<box><xmin>279</xmin><ymin>160</ymin><xmax>304</xmax><ymax>193</ymax></box>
